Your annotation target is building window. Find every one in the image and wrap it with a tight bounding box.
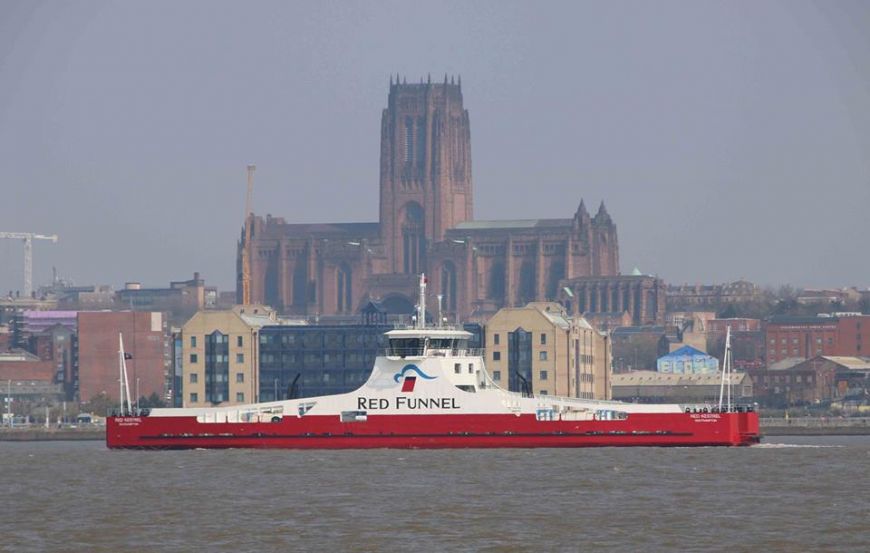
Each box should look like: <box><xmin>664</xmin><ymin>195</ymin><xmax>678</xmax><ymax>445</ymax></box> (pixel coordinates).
<box><xmin>493</xmin><ymin>370</ymin><xmax>501</xmax><ymax>381</ymax></box>
<box><xmin>494</xmin><ymin>334</ymin><xmax>500</xmax><ymax>345</ymax></box>
<box><xmin>540</xmin><ymin>333</ymin><xmax>547</xmax><ymax>345</ymax></box>
<box><xmin>236</xmin><ymin>392</ymin><xmax>244</xmax><ymax>403</ymax></box>
<box><xmin>540</xmin><ymin>390</ymin><xmax>548</xmax><ymax>395</ymax></box>
<box><xmin>190</xmin><ymin>336</ymin><xmax>197</xmax><ymax>348</ymax></box>
<box><xmin>236</xmin><ymin>353</ymin><xmax>244</xmax><ymax>363</ymax></box>
<box><xmin>237</xmin><ymin>336</ymin><xmax>243</xmax><ymax>347</ymax></box>
<box><xmin>493</xmin><ymin>351</ymin><xmax>501</xmax><ymax>361</ymax></box>
<box><xmin>454</xmin><ymin>363</ymin><xmax>461</xmax><ymax>374</ymax></box>
<box><xmin>189</xmin><ymin>373</ymin><xmax>198</xmax><ymax>384</ymax></box>
<box><xmin>468</xmin><ymin>363</ymin><xmax>474</xmax><ymax>374</ymax></box>
<box><xmin>190</xmin><ymin>393</ymin><xmax>198</xmax><ymax>403</ymax></box>
<box><xmin>205</xmin><ymin>331</ymin><xmax>230</xmax><ymax>405</ymax></box>
<box><xmin>539</xmin><ymin>351</ymin><xmax>547</xmax><ymax>361</ymax></box>
<box><xmin>190</xmin><ymin>353</ymin><xmax>198</xmax><ymax>363</ymax></box>
<box><xmin>236</xmin><ymin>373</ymin><xmax>244</xmax><ymax>383</ymax></box>
<box><xmin>540</xmin><ymin>370</ymin><xmax>548</xmax><ymax>380</ymax></box>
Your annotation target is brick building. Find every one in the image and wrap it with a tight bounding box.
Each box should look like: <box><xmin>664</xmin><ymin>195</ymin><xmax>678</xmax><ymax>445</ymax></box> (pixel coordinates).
<box><xmin>77</xmin><ymin>311</ymin><xmax>168</xmax><ymax>403</ymax></box>
<box><xmin>707</xmin><ymin>318</ymin><xmax>764</xmax><ymax>369</ymax></box>
<box><xmin>610</xmin><ymin>326</ymin><xmax>673</xmax><ymax>373</ymax></box>
<box><xmin>666</xmin><ymin>279</ymin><xmax>761</xmax><ymax>310</ymax></box>
<box><xmin>117</xmin><ymin>273</ymin><xmax>211</xmax><ymax>324</ymax></box>
<box><xmin>238</xmin><ymin>78</ymin><xmax>620</xmax><ymax>322</ymax></box>
<box><xmin>764</xmin><ymin>314</ymin><xmax>870</xmax><ymax>364</ymax></box>
<box><xmin>747</xmin><ymin>357</ymin><xmax>836</xmax><ymax>407</ymax></box>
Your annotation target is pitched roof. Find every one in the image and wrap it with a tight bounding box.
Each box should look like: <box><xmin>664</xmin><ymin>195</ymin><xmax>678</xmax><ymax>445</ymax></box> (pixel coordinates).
<box><xmin>820</xmin><ymin>356</ymin><xmax>870</xmax><ymax>370</ymax></box>
<box><xmin>612</xmin><ymin>370</ymin><xmax>746</xmax><ymax>387</ymax></box>
<box><xmin>767</xmin><ymin>357</ymin><xmax>804</xmax><ymax>371</ymax></box>
<box><xmin>661</xmin><ymin>345</ymin><xmax>711</xmax><ymax>358</ymax></box>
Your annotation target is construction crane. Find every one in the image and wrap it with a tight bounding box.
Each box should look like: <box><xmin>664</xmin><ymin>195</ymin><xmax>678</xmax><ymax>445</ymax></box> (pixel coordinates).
<box><xmin>0</xmin><ymin>232</ymin><xmax>59</xmax><ymax>298</ymax></box>
<box><xmin>240</xmin><ymin>165</ymin><xmax>255</xmax><ymax>305</ymax></box>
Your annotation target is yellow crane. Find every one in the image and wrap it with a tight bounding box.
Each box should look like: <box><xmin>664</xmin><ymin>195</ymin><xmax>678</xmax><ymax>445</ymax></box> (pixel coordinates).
<box><xmin>240</xmin><ymin>165</ymin><xmax>255</xmax><ymax>305</ymax></box>
<box><xmin>0</xmin><ymin>232</ymin><xmax>58</xmax><ymax>298</ymax></box>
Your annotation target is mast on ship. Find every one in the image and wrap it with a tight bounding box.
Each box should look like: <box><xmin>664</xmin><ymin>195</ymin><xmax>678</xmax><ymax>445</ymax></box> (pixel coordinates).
<box><xmin>416</xmin><ymin>273</ymin><xmax>427</xmax><ymax>329</ymax></box>
<box><xmin>118</xmin><ymin>333</ymin><xmax>133</xmax><ymax>415</ymax></box>
<box><xmin>717</xmin><ymin>325</ymin><xmax>733</xmax><ymax>412</ymax></box>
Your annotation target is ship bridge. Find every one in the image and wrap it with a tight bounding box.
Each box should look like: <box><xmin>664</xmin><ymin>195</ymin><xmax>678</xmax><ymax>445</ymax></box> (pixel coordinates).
<box><xmin>383</xmin><ymin>328</ymin><xmax>483</xmax><ymax>391</ymax></box>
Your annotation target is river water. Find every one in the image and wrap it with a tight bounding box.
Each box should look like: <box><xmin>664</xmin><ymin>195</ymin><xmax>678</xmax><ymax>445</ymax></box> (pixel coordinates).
<box><xmin>1</xmin><ymin>437</ymin><xmax>868</xmax><ymax>552</ymax></box>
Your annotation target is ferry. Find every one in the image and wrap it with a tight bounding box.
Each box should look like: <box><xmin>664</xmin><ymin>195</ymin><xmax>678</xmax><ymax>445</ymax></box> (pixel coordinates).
<box><xmin>107</xmin><ymin>276</ymin><xmax>760</xmax><ymax>449</ymax></box>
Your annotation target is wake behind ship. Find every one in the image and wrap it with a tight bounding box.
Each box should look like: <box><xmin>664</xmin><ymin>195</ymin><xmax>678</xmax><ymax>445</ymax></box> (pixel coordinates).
<box><xmin>107</xmin><ymin>277</ymin><xmax>760</xmax><ymax>449</ymax></box>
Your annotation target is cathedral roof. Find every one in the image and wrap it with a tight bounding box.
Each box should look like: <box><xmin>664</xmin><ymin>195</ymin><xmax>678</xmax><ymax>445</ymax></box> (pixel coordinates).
<box><xmin>262</xmin><ymin>221</ymin><xmax>379</xmax><ymax>239</ymax></box>
<box><xmin>451</xmin><ymin>219</ymin><xmax>572</xmax><ymax>231</ymax></box>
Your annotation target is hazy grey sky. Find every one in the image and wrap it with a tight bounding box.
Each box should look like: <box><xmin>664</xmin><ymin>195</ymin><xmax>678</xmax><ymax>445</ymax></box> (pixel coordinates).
<box><xmin>1</xmin><ymin>0</ymin><xmax>868</xmax><ymax>294</ymax></box>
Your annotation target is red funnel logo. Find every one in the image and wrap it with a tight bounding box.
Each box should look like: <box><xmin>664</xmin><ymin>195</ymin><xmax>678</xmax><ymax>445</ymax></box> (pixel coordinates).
<box><xmin>401</xmin><ymin>376</ymin><xmax>417</xmax><ymax>392</ymax></box>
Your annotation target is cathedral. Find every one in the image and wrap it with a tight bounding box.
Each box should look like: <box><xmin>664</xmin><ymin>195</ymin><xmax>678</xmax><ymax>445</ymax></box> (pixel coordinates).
<box><xmin>237</xmin><ymin>76</ymin><xmax>620</xmax><ymax>321</ymax></box>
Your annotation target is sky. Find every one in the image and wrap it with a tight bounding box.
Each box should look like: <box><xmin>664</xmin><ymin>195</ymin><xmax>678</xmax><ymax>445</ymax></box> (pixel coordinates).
<box><xmin>1</xmin><ymin>0</ymin><xmax>868</xmax><ymax>294</ymax></box>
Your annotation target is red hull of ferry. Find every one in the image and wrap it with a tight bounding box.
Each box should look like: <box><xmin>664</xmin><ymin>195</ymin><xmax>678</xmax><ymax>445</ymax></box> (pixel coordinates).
<box><xmin>107</xmin><ymin>411</ymin><xmax>759</xmax><ymax>449</ymax></box>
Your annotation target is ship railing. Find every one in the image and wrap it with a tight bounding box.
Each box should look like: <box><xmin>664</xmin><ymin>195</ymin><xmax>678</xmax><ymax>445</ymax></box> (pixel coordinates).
<box><xmin>383</xmin><ymin>347</ymin><xmax>485</xmax><ymax>358</ymax></box>
<box><xmin>680</xmin><ymin>403</ymin><xmax>756</xmax><ymax>414</ymax></box>
<box><xmin>108</xmin><ymin>407</ymin><xmax>151</xmax><ymax>417</ymax></box>
<box><xmin>391</xmin><ymin>323</ymin><xmax>465</xmax><ymax>331</ymax></box>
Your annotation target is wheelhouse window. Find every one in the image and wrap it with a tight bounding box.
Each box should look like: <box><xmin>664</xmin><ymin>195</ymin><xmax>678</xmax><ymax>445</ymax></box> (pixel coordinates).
<box><xmin>389</xmin><ymin>338</ymin><xmax>424</xmax><ymax>357</ymax></box>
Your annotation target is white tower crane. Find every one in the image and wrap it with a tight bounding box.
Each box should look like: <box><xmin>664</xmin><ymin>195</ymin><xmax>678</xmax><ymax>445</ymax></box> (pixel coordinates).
<box><xmin>0</xmin><ymin>232</ymin><xmax>59</xmax><ymax>298</ymax></box>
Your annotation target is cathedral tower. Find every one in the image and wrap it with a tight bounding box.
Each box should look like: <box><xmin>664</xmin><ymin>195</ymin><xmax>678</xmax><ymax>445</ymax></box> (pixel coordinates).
<box><xmin>379</xmin><ymin>75</ymin><xmax>473</xmax><ymax>274</ymax></box>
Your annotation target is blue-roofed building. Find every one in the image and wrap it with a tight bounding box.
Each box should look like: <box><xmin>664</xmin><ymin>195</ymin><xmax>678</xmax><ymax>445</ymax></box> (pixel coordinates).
<box><xmin>657</xmin><ymin>345</ymin><xmax>719</xmax><ymax>375</ymax></box>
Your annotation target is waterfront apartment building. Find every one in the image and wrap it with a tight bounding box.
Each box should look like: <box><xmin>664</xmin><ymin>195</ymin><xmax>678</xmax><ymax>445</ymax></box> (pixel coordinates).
<box><xmin>257</xmin><ymin>324</ymin><xmax>390</xmax><ymax>402</ymax></box>
<box><xmin>484</xmin><ymin>302</ymin><xmax>610</xmax><ymax>400</ymax></box>
<box><xmin>180</xmin><ymin>306</ymin><xmax>277</xmax><ymax>407</ymax></box>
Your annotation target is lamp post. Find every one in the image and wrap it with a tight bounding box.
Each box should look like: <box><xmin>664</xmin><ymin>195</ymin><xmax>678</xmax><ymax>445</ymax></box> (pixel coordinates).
<box><xmin>5</xmin><ymin>379</ymin><xmax>10</xmax><ymax>428</ymax></box>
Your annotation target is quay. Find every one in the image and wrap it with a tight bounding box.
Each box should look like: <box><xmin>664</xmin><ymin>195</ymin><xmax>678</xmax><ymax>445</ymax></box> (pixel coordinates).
<box><xmin>760</xmin><ymin>417</ymin><xmax>870</xmax><ymax>436</ymax></box>
<box><xmin>0</xmin><ymin>426</ymin><xmax>104</xmax><ymax>441</ymax></box>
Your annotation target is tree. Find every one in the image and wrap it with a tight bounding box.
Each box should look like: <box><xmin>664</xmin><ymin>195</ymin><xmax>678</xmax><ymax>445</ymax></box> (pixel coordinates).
<box><xmin>137</xmin><ymin>392</ymin><xmax>167</xmax><ymax>409</ymax></box>
<box><xmin>83</xmin><ymin>392</ymin><xmax>118</xmax><ymax>416</ymax></box>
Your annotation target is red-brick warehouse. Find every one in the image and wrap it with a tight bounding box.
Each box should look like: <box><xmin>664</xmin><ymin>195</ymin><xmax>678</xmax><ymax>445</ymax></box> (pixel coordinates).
<box><xmin>237</xmin><ymin>77</ymin><xmax>620</xmax><ymax>321</ymax></box>
<box><xmin>764</xmin><ymin>314</ymin><xmax>870</xmax><ymax>364</ymax></box>
<box><xmin>77</xmin><ymin>311</ymin><xmax>168</xmax><ymax>403</ymax></box>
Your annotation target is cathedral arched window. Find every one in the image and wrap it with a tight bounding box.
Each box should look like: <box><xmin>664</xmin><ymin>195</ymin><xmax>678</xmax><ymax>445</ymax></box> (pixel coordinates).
<box><xmin>402</xmin><ymin>202</ymin><xmax>425</xmax><ymax>274</ymax></box>
<box><xmin>416</xmin><ymin>117</ymin><xmax>426</xmax><ymax>171</ymax></box>
<box><xmin>546</xmin><ymin>260</ymin><xmax>565</xmax><ymax>301</ymax></box>
<box><xmin>292</xmin><ymin>261</ymin><xmax>308</xmax><ymax>309</ymax></box>
<box><xmin>518</xmin><ymin>261</ymin><xmax>536</xmax><ymax>304</ymax></box>
<box><xmin>404</xmin><ymin>116</ymin><xmax>414</xmax><ymax>167</ymax></box>
<box><xmin>441</xmin><ymin>261</ymin><xmax>457</xmax><ymax>311</ymax></box>
<box><xmin>488</xmin><ymin>262</ymin><xmax>505</xmax><ymax>301</ymax></box>
<box><xmin>337</xmin><ymin>264</ymin><xmax>352</xmax><ymax>313</ymax></box>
